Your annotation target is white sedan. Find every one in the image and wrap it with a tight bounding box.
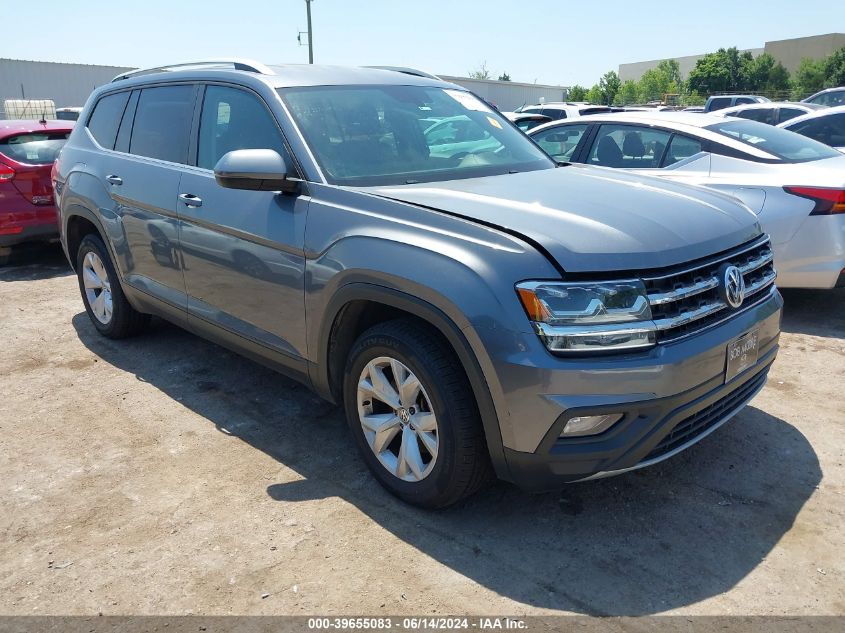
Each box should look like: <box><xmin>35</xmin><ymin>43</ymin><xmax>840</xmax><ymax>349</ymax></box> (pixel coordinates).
<box><xmin>529</xmin><ymin>112</ymin><xmax>845</xmax><ymax>289</ymax></box>
<box><xmin>778</xmin><ymin>104</ymin><xmax>845</xmax><ymax>153</ymax></box>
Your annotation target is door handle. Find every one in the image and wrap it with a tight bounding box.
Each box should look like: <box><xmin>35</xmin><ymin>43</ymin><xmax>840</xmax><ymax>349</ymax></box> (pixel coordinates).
<box><xmin>178</xmin><ymin>193</ymin><xmax>203</xmax><ymax>208</ymax></box>
<box><xmin>106</xmin><ymin>174</ymin><xmax>123</xmax><ymax>185</ymax></box>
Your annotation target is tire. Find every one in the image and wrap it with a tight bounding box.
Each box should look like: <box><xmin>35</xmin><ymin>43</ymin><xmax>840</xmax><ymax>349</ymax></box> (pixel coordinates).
<box><xmin>343</xmin><ymin>319</ymin><xmax>492</xmax><ymax>508</ymax></box>
<box><xmin>76</xmin><ymin>233</ymin><xmax>149</xmax><ymax>338</ymax></box>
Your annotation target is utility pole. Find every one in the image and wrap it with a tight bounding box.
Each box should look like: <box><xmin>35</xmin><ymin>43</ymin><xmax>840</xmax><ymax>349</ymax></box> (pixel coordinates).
<box><xmin>305</xmin><ymin>0</ymin><xmax>314</xmax><ymax>64</ymax></box>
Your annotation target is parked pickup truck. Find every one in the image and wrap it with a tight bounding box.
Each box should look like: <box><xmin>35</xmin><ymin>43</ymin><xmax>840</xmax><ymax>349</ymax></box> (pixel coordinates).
<box><xmin>54</xmin><ymin>60</ymin><xmax>782</xmax><ymax>507</ymax></box>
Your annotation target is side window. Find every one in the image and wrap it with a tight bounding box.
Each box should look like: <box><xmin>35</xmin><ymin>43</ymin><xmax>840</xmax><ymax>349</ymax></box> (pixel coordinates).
<box><xmin>114</xmin><ymin>90</ymin><xmax>139</xmax><ymax>153</ymax></box>
<box><xmin>129</xmin><ymin>85</ymin><xmax>194</xmax><ymax>164</ymax></box>
<box><xmin>663</xmin><ymin>134</ymin><xmax>704</xmax><ymax>167</ymax></box>
<box><xmin>516</xmin><ymin>118</ymin><xmax>548</xmax><ymax>132</ymax></box>
<box><xmin>736</xmin><ymin>108</ymin><xmax>774</xmax><ymax>125</ymax></box>
<box><xmin>827</xmin><ymin>114</ymin><xmax>845</xmax><ymax>146</ymax></box>
<box><xmin>588</xmin><ymin>124</ymin><xmax>672</xmax><ymax>168</ymax></box>
<box><xmin>197</xmin><ymin>85</ymin><xmax>289</xmax><ymax>170</ymax></box>
<box><xmin>777</xmin><ymin>108</ymin><xmax>806</xmax><ymax>124</ymax></box>
<box><xmin>532</xmin><ymin>124</ymin><xmax>587</xmax><ymax>161</ymax></box>
<box><xmin>735</xmin><ymin>97</ymin><xmax>756</xmax><ymax>105</ymax></box>
<box><xmin>708</xmin><ymin>97</ymin><xmax>731</xmax><ymax>111</ymax></box>
<box><xmin>808</xmin><ymin>91</ymin><xmax>843</xmax><ymax>107</ymax></box>
<box><xmin>86</xmin><ymin>91</ymin><xmax>131</xmax><ymax>149</ymax></box>
<box><xmin>791</xmin><ymin>114</ymin><xmax>845</xmax><ymax>147</ymax></box>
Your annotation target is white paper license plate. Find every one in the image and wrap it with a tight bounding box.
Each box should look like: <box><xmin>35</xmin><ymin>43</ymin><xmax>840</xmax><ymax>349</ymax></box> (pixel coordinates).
<box><xmin>726</xmin><ymin>329</ymin><xmax>759</xmax><ymax>382</ymax></box>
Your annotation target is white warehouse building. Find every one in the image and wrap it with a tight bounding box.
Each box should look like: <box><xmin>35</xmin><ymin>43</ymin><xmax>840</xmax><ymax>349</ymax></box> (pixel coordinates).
<box><xmin>0</xmin><ymin>58</ymin><xmax>133</xmax><ymax>117</ymax></box>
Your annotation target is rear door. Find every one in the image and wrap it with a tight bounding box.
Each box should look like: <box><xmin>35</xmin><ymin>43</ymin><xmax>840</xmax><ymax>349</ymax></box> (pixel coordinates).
<box><xmin>97</xmin><ymin>84</ymin><xmax>196</xmax><ymax>311</ymax></box>
<box><xmin>177</xmin><ymin>83</ymin><xmax>308</xmax><ymax>361</ymax></box>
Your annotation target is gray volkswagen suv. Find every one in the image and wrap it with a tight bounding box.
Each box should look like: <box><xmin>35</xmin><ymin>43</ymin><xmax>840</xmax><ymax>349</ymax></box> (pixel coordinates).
<box><xmin>54</xmin><ymin>60</ymin><xmax>782</xmax><ymax>507</ymax></box>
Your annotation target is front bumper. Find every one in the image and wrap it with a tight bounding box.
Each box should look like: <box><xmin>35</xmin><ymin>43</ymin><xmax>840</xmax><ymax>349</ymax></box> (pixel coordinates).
<box><xmin>482</xmin><ymin>287</ymin><xmax>783</xmax><ymax>491</ymax></box>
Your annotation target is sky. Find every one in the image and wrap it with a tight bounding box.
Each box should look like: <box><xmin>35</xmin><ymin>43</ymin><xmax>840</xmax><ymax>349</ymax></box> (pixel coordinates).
<box><xmin>4</xmin><ymin>1</ymin><xmax>843</xmax><ymax>87</ymax></box>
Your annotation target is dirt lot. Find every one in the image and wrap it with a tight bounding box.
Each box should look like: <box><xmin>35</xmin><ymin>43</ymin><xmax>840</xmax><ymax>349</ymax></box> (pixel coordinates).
<box><xmin>1</xmin><ymin>244</ymin><xmax>843</xmax><ymax>616</ymax></box>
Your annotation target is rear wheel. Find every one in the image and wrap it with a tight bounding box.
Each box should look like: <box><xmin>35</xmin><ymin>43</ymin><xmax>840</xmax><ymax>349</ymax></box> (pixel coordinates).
<box><xmin>343</xmin><ymin>319</ymin><xmax>492</xmax><ymax>508</ymax></box>
<box><xmin>76</xmin><ymin>234</ymin><xmax>148</xmax><ymax>338</ymax></box>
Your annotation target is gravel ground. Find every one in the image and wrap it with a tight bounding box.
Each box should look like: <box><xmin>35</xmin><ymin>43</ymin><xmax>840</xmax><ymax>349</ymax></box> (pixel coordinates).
<box><xmin>1</xmin><ymin>244</ymin><xmax>843</xmax><ymax>616</ymax></box>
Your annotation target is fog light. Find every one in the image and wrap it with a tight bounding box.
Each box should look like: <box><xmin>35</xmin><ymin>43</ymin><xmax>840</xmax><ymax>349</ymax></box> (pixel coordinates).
<box><xmin>561</xmin><ymin>413</ymin><xmax>623</xmax><ymax>437</ymax></box>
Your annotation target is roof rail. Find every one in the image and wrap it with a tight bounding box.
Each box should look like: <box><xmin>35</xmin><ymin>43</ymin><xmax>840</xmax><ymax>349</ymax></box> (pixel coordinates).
<box><xmin>112</xmin><ymin>59</ymin><xmax>275</xmax><ymax>82</ymax></box>
<box><xmin>364</xmin><ymin>66</ymin><xmax>441</xmax><ymax>81</ymax></box>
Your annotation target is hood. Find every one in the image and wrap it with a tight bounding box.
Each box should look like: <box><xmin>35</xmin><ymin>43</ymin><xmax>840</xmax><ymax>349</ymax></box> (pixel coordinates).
<box><xmin>366</xmin><ymin>164</ymin><xmax>761</xmax><ymax>273</ymax></box>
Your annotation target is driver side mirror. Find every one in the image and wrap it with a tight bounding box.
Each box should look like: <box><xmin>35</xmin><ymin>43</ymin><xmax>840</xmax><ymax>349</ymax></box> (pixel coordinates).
<box><xmin>214</xmin><ymin>149</ymin><xmax>300</xmax><ymax>193</ymax></box>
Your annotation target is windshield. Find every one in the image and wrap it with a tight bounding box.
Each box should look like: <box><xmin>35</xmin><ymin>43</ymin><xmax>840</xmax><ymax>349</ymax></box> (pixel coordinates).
<box><xmin>280</xmin><ymin>85</ymin><xmax>554</xmax><ymax>186</ymax></box>
<box><xmin>704</xmin><ymin>119</ymin><xmax>840</xmax><ymax>162</ymax></box>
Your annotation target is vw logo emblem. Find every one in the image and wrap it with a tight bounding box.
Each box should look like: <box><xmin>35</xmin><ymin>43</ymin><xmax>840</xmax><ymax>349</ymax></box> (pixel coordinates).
<box><xmin>721</xmin><ymin>265</ymin><xmax>746</xmax><ymax>309</ymax></box>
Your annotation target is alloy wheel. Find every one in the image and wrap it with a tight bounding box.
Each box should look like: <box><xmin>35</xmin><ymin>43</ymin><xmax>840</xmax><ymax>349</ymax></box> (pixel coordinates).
<box><xmin>356</xmin><ymin>356</ymin><xmax>439</xmax><ymax>482</ymax></box>
<box><xmin>82</xmin><ymin>251</ymin><xmax>113</xmax><ymax>324</ymax></box>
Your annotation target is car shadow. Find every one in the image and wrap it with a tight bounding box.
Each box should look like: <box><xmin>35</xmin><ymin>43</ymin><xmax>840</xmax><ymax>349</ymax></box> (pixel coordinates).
<box><xmin>72</xmin><ymin>312</ymin><xmax>821</xmax><ymax>615</ymax></box>
<box><xmin>0</xmin><ymin>242</ymin><xmax>72</xmax><ymax>282</ymax></box>
<box><xmin>779</xmin><ymin>287</ymin><xmax>845</xmax><ymax>339</ymax></box>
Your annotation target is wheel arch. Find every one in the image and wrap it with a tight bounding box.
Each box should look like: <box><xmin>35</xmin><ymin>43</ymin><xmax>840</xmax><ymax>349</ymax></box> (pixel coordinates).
<box><xmin>63</xmin><ymin>206</ymin><xmax>111</xmax><ymax>273</ymax></box>
<box><xmin>313</xmin><ymin>283</ymin><xmax>510</xmax><ymax>480</ymax></box>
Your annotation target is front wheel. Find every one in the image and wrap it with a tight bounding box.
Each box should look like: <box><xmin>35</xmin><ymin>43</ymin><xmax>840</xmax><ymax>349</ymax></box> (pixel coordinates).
<box><xmin>76</xmin><ymin>234</ymin><xmax>148</xmax><ymax>338</ymax></box>
<box><xmin>343</xmin><ymin>319</ymin><xmax>492</xmax><ymax>508</ymax></box>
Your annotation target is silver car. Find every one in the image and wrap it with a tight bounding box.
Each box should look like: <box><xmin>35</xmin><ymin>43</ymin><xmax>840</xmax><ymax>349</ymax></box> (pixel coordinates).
<box><xmin>54</xmin><ymin>61</ymin><xmax>782</xmax><ymax>507</ymax></box>
<box><xmin>530</xmin><ymin>112</ymin><xmax>845</xmax><ymax>289</ymax></box>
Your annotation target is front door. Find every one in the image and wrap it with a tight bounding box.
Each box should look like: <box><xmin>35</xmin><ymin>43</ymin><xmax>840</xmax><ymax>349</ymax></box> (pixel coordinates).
<box><xmin>178</xmin><ymin>84</ymin><xmax>308</xmax><ymax>360</ymax></box>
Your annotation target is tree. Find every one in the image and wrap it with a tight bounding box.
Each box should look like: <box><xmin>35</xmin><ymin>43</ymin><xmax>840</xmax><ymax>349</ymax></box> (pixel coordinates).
<box><xmin>468</xmin><ymin>61</ymin><xmax>491</xmax><ymax>80</ymax></box>
<box><xmin>616</xmin><ymin>80</ymin><xmax>639</xmax><ymax>105</ymax></box>
<box><xmin>637</xmin><ymin>59</ymin><xmax>683</xmax><ymax>102</ymax></box>
<box><xmin>792</xmin><ymin>57</ymin><xmax>827</xmax><ymax>98</ymax></box>
<box><xmin>568</xmin><ymin>84</ymin><xmax>587</xmax><ymax>101</ymax></box>
<box><xmin>687</xmin><ymin>47</ymin><xmax>754</xmax><ymax>94</ymax></box>
<box><xmin>745</xmin><ymin>53</ymin><xmax>790</xmax><ymax>92</ymax></box>
<box><xmin>655</xmin><ymin>59</ymin><xmax>683</xmax><ymax>87</ymax></box>
<box><xmin>599</xmin><ymin>70</ymin><xmax>621</xmax><ymax>105</ymax></box>
<box><xmin>497</xmin><ymin>72</ymin><xmax>511</xmax><ymax>82</ymax></box>
<box><xmin>823</xmin><ymin>46</ymin><xmax>845</xmax><ymax>87</ymax></box>
<box><xmin>585</xmin><ymin>84</ymin><xmax>603</xmax><ymax>104</ymax></box>
<box><xmin>767</xmin><ymin>61</ymin><xmax>791</xmax><ymax>92</ymax></box>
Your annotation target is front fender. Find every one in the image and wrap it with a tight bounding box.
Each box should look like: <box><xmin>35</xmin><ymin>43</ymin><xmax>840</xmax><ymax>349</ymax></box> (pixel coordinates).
<box><xmin>311</xmin><ymin>281</ymin><xmax>513</xmax><ymax>481</ymax></box>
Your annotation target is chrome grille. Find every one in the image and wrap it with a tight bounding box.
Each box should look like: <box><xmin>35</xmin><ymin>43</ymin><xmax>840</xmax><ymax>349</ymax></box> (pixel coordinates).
<box><xmin>644</xmin><ymin>235</ymin><xmax>776</xmax><ymax>342</ymax></box>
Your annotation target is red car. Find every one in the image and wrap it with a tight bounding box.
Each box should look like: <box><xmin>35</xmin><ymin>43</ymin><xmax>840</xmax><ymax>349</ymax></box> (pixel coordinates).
<box><xmin>0</xmin><ymin>119</ymin><xmax>74</xmax><ymax>263</ymax></box>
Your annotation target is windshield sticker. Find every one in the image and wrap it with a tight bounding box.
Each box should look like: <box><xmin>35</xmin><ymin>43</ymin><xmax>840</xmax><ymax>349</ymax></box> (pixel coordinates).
<box><xmin>487</xmin><ymin>116</ymin><xmax>503</xmax><ymax>129</ymax></box>
<box><xmin>444</xmin><ymin>89</ymin><xmax>490</xmax><ymax>112</ymax></box>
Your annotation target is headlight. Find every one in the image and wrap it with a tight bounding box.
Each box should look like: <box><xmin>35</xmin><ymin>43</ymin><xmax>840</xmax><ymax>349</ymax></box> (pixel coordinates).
<box><xmin>516</xmin><ymin>280</ymin><xmax>656</xmax><ymax>353</ymax></box>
